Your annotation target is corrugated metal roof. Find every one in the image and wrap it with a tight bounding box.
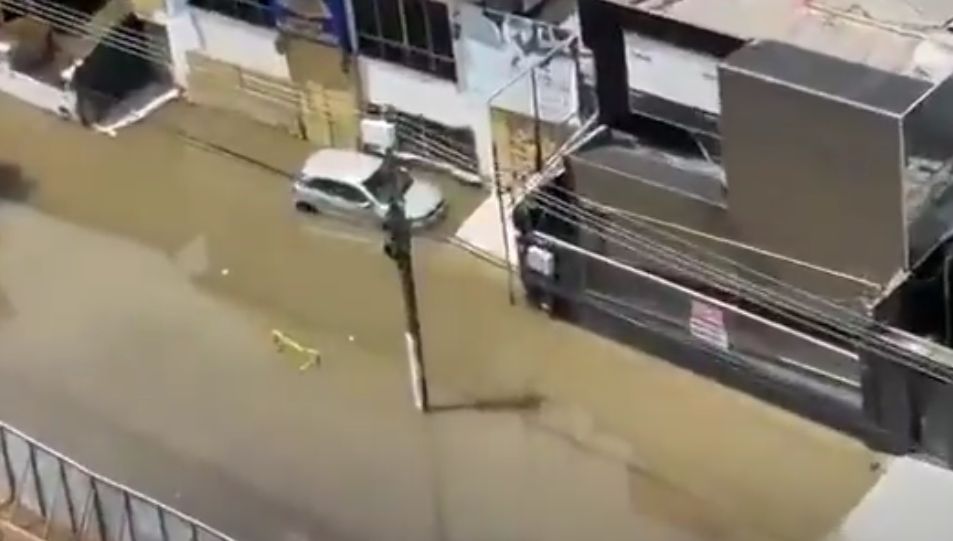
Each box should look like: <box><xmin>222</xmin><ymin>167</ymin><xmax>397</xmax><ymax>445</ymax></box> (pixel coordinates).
<box><xmin>611</xmin><ymin>0</ymin><xmax>953</xmax><ymax>81</ymax></box>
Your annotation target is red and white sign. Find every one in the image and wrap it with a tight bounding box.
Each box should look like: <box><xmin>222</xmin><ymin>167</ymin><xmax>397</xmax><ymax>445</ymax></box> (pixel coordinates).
<box><xmin>689</xmin><ymin>301</ymin><xmax>729</xmax><ymax>351</ymax></box>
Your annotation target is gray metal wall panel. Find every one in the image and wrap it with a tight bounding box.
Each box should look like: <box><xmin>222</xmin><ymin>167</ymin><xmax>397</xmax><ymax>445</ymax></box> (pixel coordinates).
<box><xmin>720</xmin><ymin>65</ymin><xmax>906</xmax><ymax>285</ymax></box>
<box><xmin>569</xmin><ymin>148</ymin><xmax>730</xmax><ymax>238</ymax></box>
<box><xmin>573</xmin><ymin>228</ymin><xmax>862</xmax><ymax>387</ymax></box>
<box><xmin>722</xmin><ymin>41</ymin><xmax>929</xmax><ymax>115</ymax></box>
<box><xmin>568</xmin><ymin>154</ymin><xmax>878</xmax><ymax>307</ymax></box>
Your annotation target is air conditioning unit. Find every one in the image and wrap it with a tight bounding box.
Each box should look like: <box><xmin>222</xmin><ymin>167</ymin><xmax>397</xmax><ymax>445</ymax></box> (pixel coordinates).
<box><xmin>361</xmin><ymin>118</ymin><xmax>396</xmax><ymax>153</ymax></box>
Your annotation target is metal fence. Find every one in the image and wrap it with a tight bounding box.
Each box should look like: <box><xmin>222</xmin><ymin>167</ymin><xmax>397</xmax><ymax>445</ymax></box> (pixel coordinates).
<box><xmin>0</xmin><ymin>421</ymin><xmax>235</xmax><ymax>541</ymax></box>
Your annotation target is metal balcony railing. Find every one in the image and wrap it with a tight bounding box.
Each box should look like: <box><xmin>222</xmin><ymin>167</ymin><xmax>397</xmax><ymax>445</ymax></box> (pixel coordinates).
<box><xmin>0</xmin><ymin>421</ymin><xmax>235</xmax><ymax>541</ymax></box>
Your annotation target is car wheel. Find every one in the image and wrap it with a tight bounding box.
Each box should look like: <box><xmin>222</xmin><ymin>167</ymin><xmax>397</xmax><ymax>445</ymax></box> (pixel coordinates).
<box><xmin>295</xmin><ymin>201</ymin><xmax>318</xmax><ymax>214</ymax></box>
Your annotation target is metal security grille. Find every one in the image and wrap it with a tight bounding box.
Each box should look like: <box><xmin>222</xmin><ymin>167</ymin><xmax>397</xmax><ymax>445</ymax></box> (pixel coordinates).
<box><xmin>388</xmin><ymin>108</ymin><xmax>479</xmax><ymax>177</ymax></box>
<box><xmin>0</xmin><ymin>421</ymin><xmax>234</xmax><ymax>541</ymax></box>
<box><xmin>1</xmin><ymin>0</ymin><xmax>170</xmax><ymax>65</ymax></box>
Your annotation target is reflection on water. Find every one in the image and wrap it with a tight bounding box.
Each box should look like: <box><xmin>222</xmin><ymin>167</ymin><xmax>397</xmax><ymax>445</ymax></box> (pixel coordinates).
<box><xmin>0</xmin><ymin>96</ymin><xmax>881</xmax><ymax>541</ymax></box>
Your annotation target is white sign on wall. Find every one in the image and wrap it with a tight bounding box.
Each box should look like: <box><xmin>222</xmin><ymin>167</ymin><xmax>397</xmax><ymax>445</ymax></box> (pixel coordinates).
<box><xmin>689</xmin><ymin>300</ymin><xmax>729</xmax><ymax>351</ymax></box>
<box><xmin>623</xmin><ymin>31</ymin><xmax>721</xmax><ymax>115</ymax></box>
<box><xmin>455</xmin><ymin>4</ymin><xmax>578</xmax><ymax>123</ymax></box>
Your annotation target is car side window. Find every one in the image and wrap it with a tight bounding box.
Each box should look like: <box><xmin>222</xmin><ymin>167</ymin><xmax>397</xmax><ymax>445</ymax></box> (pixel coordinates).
<box><xmin>333</xmin><ymin>183</ymin><xmax>369</xmax><ymax>205</ymax></box>
<box><xmin>306</xmin><ymin>178</ymin><xmax>369</xmax><ymax>205</ymax></box>
<box><xmin>305</xmin><ymin>178</ymin><xmax>335</xmax><ymax>192</ymax></box>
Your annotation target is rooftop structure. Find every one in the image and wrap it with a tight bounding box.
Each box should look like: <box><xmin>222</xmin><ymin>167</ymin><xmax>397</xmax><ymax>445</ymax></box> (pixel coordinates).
<box><xmin>611</xmin><ymin>0</ymin><xmax>953</xmax><ymax>81</ymax></box>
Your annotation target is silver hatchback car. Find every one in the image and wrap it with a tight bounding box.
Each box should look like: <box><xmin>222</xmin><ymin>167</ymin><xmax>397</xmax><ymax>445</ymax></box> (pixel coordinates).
<box><xmin>292</xmin><ymin>149</ymin><xmax>446</xmax><ymax>228</ymax></box>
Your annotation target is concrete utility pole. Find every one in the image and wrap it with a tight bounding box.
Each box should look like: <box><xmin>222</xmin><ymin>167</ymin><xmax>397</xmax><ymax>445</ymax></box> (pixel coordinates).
<box><xmin>382</xmin><ymin>151</ymin><xmax>430</xmax><ymax>412</ymax></box>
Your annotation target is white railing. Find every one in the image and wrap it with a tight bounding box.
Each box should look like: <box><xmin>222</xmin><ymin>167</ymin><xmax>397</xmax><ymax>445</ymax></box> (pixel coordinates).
<box><xmin>0</xmin><ymin>421</ymin><xmax>235</xmax><ymax>541</ymax></box>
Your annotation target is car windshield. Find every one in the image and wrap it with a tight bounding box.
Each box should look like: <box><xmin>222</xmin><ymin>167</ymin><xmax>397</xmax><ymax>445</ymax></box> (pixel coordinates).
<box><xmin>363</xmin><ymin>167</ymin><xmax>411</xmax><ymax>202</ymax></box>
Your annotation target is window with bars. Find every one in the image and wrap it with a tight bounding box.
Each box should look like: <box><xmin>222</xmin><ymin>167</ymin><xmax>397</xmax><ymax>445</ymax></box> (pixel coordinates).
<box><xmin>353</xmin><ymin>0</ymin><xmax>456</xmax><ymax>80</ymax></box>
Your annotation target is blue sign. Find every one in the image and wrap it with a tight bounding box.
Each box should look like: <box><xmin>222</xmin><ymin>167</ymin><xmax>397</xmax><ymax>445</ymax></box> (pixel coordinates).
<box><xmin>273</xmin><ymin>0</ymin><xmax>351</xmax><ymax>51</ymax></box>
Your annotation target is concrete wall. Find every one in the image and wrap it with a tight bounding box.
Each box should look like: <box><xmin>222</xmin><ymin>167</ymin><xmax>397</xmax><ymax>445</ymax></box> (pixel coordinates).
<box><xmin>359</xmin><ymin>56</ymin><xmax>494</xmax><ymax>177</ymax></box>
<box><xmin>166</xmin><ymin>3</ymin><xmax>290</xmax><ymax>87</ymax></box>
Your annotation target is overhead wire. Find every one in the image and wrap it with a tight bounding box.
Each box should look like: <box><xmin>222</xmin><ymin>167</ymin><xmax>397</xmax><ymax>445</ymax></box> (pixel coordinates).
<box><xmin>524</xmin><ymin>195</ymin><xmax>874</xmax><ymax>363</ymax></box>
<box><xmin>540</xmin><ymin>183</ymin><xmax>899</xmax><ymax>343</ymax></box>
<box><xmin>545</xmin><ymin>182</ymin><xmax>878</xmax><ymax>307</ymax></box>
<box><xmin>524</xmin><ymin>188</ymin><xmax>880</xmax><ymax>346</ymax></box>
<box><xmin>12</xmin><ymin>0</ymin><xmax>943</xmax><ymax>378</ymax></box>
<box><xmin>53</xmin><ymin>44</ymin><xmax>946</xmax><ymax>378</ymax></box>
<box><xmin>526</xmin><ymin>188</ymin><xmax>944</xmax><ymax>381</ymax></box>
<box><xmin>530</xmin><ymin>184</ymin><xmax>864</xmax><ymax>322</ymax></box>
<box><xmin>472</xmin><ymin>229</ymin><xmax>747</xmax><ymax>361</ymax></box>
<box><xmin>3</xmin><ymin>0</ymin><xmax>171</xmax><ymax>65</ymax></box>
<box><xmin>524</xmin><ymin>189</ymin><xmax>874</xmax><ymax>343</ymax></box>
<box><xmin>521</xmin><ymin>186</ymin><xmax>953</xmax><ymax>381</ymax></box>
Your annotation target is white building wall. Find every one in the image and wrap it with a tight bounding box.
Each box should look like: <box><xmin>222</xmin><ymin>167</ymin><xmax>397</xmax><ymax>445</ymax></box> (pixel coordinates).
<box><xmin>165</xmin><ymin>0</ymin><xmax>290</xmax><ymax>86</ymax></box>
<box><xmin>454</xmin><ymin>3</ymin><xmax>577</xmax><ymax>124</ymax></box>
<box><xmin>358</xmin><ymin>56</ymin><xmax>495</xmax><ymax>178</ymax></box>
<box><xmin>623</xmin><ymin>31</ymin><xmax>721</xmax><ymax>115</ymax></box>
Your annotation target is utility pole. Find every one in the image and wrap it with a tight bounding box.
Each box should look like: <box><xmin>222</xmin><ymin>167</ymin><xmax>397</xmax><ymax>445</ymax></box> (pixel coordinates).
<box><xmin>382</xmin><ymin>151</ymin><xmax>430</xmax><ymax>412</ymax></box>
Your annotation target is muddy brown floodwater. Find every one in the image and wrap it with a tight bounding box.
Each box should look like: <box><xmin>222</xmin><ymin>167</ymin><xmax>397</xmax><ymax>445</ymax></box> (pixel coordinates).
<box><xmin>0</xmin><ymin>94</ymin><xmax>881</xmax><ymax>541</ymax></box>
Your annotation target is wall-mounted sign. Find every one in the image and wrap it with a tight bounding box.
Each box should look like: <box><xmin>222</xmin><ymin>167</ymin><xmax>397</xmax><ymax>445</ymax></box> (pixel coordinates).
<box><xmin>455</xmin><ymin>4</ymin><xmax>577</xmax><ymax>123</ymax></box>
<box><xmin>689</xmin><ymin>300</ymin><xmax>729</xmax><ymax>351</ymax></box>
<box><xmin>275</xmin><ymin>0</ymin><xmax>350</xmax><ymax>50</ymax></box>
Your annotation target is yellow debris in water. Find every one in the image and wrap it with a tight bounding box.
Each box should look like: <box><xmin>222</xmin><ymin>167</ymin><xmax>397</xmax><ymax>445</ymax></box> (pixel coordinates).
<box><xmin>271</xmin><ymin>329</ymin><xmax>320</xmax><ymax>371</ymax></box>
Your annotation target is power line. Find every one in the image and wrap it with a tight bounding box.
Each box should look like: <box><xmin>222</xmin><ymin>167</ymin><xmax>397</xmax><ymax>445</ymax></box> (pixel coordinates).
<box><xmin>529</xmin><ymin>190</ymin><xmax>943</xmax><ymax>380</ymax></box>
<box><xmin>74</xmin><ymin>66</ymin><xmax>951</xmax><ymax>382</ymax></box>
<box><xmin>526</xmin><ymin>191</ymin><xmax>872</xmax><ymax>343</ymax></box>
<box><xmin>526</xmin><ymin>192</ymin><xmax>871</xmax><ymax>344</ymax></box>
<box><xmin>537</xmin><ymin>185</ymin><xmax>886</xmax><ymax>337</ymax></box>
<box><xmin>522</xmin><ymin>188</ymin><xmax>953</xmax><ymax>381</ymax></box>
<box><xmin>4</xmin><ymin>0</ymin><xmax>171</xmax><ymax>65</ymax></box>
<box><xmin>529</xmin><ymin>188</ymin><xmax>866</xmax><ymax>329</ymax></box>
<box><xmin>542</xmin><ymin>183</ymin><xmax>878</xmax><ymax>316</ymax></box>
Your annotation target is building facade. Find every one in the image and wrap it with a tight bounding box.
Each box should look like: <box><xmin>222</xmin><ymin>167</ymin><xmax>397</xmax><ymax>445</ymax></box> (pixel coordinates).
<box><xmin>515</xmin><ymin>0</ymin><xmax>953</xmax><ymax>466</ymax></box>
<box><xmin>0</xmin><ymin>0</ymin><xmax>584</xmax><ymax>183</ymax></box>
<box><xmin>0</xmin><ymin>0</ymin><xmax>176</xmax><ymax>129</ymax></box>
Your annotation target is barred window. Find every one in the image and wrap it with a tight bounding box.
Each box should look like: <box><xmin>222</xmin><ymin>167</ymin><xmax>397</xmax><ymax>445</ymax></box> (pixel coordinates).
<box><xmin>353</xmin><ymin>0</ymin><xmax>456</xmax><ymax>81</ymax></box>
<box><xmin>188</xmin><ymin>0</ymin><xmax>276</xmax><ymax>28</ymax></box>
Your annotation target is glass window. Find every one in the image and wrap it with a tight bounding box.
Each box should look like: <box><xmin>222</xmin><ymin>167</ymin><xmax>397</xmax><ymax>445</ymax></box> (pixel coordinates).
<box><xmin>188</xmin><ymin>0</ymin><xmax>275</xmax><ymax>28</ymax></box>
<box><xmin>308</xmin><ymin>178</ymin><xmax>369</xmax><ymax>204</ymax></box>
<box><xmin>426</xmin><ymin>1</ymin><xmax>451</xmax><ymax>57</ymax></box>
<box><xmin>352</xmin><ymin>0</ymin><xmax>456</xmax><ymax>80</ymax></box>
<box><xmin>306</xmin><ymin>178</ymin><xmax>335</xmax><ymax>191</ymax></box>
<box><xmin>353</xmin><ymin>0</ymin><xmax>379</xmax><ymax>35</ymax></box>
<box><xmin>334</xmin><ymin>183</ymin><xmax>370</xmax><ymax>204</ymax></box>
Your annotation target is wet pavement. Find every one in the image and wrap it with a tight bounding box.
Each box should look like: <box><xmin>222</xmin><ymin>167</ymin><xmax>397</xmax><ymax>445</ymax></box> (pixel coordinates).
<box><xmin>0</xmin><ymin>95</ymin><xmax>882</xmax><ymax>541</ymax></box>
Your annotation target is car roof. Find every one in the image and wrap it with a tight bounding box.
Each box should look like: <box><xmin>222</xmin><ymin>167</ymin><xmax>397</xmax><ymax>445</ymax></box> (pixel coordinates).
<box><xmin>300</xmin><ymin>149</ymin><xmax>384</xmax><ymax>186</ymax></box>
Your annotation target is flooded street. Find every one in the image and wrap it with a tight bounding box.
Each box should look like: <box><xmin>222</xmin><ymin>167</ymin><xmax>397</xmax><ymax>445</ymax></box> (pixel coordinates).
<box><xmin>0</xmin><ymin>94</ymin><xmax>881</xmax><ymax>541</ymax></box>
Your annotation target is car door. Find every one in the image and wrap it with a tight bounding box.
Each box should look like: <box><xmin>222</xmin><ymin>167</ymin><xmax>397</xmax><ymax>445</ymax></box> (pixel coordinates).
<box><xmin>308</xmin><ymin>178</ymin><xmax>376</xmax><ymax>224</ymax></box>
